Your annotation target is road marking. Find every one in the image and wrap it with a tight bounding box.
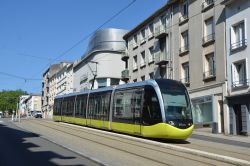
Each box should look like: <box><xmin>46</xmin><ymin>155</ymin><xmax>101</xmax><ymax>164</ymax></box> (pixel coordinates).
<box><xmin>0</xmin><ymin>120</ymin><xmax>4</xmax><ymax>123</ymax></box>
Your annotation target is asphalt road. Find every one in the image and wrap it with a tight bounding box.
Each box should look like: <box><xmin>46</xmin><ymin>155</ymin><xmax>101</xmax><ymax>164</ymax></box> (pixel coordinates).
<box><xmin>0</xmin><ymin>118</ymin><xmax>102</xmax><ymax>166</ymax></box>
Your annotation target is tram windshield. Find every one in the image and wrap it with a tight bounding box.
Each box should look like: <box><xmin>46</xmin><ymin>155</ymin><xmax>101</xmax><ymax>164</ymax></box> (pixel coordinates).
<box><xmin>159</xmin><ymin>83</ymin><xmax>192</xmax><ymax>121</ymax></box>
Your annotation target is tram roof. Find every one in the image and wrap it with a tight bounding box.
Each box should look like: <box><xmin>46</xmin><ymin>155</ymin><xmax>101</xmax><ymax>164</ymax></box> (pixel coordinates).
<box><xmin>55</xmin><ymin>79</ymin><xmax>180</xmax><ymax>99</ymax></box>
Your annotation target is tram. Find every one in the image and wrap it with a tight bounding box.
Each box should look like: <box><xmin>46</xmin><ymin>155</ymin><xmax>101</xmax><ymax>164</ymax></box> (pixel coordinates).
<box><xmin>53</xmin><ymin>79</ymin><xmax>193</xmax><ymax>140</ymax></box>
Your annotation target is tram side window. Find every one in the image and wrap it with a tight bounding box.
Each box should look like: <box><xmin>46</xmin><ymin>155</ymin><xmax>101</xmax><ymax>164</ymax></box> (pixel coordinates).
<box><xmin>54</xmin><ymin>99</ymin><xmax>62</xmax><ymax>116</ymax></box>
<box><xmin>142</xmin><ymin>86</ymin><xmax>162</xmax><ymax>125</ymax></box>
<box><xmin>102</xmin><ymin>93</ymin><xmax>111</xmax><ymax>121</ymax></box>
<box><xmin>113</xmin><ymin>90</ymin><xmax>134</xmax><ymax>124</ymax></box>
<box><xmin>132</xmin><ymin>90</ymin><xmax>143</xmax><ymax>124</ymax></box>
<box><xmin>61</xmin><ymin>99</ymin><xmax>67</xmax><ymax>116</ymax></box>
<box><xmin>66</xmin><ymin>98</ymin><xmax>75</xmax><ymax>116</ymax></box>
<box><xmin>75</xmin><ymin>95</ymin><xmax>87</xmax><ymax>118</ymax></box>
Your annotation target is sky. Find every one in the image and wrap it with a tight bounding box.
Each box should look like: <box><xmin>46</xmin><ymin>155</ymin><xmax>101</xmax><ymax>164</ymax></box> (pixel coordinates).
<box><xmin>0</xmin><ymin>0</ymin><xmax>167</xmax><ymax>94</ymax></box>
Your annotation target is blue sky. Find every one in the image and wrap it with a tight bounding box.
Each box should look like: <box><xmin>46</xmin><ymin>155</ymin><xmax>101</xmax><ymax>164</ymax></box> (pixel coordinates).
<box><xmin>0</xmin><ymin>0</ymin><xmax>167</xmax><ymax>94</ymax></box>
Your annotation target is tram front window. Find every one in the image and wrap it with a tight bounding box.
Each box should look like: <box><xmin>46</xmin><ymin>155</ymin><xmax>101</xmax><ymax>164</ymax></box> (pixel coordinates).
<box><xmin>158</xmin><ymin>81</ymin><xmax>192</xmax><ymax>128</ymax></box>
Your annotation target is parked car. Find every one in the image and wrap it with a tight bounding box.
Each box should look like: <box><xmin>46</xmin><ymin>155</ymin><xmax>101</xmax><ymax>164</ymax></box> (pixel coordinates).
<box><xmin>0</xmin><ymin>112</ymin><xmax>2</xmax><ymax>118</ymax></box>
<box><xmin>34</xmin><ymin>111</ymin><xmax>42</xmax><ymax>118</ymax></box>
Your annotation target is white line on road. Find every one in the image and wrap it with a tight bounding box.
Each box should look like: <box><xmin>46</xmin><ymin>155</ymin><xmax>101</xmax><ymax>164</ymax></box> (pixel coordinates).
<box><xmin>0</xmin><ymin>120</ymin><xmax>4</xmax><ymax>123</ymax></box>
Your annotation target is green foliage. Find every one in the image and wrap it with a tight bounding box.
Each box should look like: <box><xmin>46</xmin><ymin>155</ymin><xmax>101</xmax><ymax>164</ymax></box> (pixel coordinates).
<box><xmin>0</xmin><ymin>89</ymin><xmax>28</xmax><ymax>114</ymax></box>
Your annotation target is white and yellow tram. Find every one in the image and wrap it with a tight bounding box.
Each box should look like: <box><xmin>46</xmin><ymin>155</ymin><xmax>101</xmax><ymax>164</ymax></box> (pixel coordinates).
<box><xmin>53</xmin><ymin>79</ymin><xmax>193</xmax><ymax>140</ymax></box>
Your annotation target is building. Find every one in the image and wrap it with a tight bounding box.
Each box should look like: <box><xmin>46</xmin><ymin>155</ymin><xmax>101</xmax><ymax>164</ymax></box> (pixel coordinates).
<box><xmin>73</xmin><ymin>28</ymin><xmax>127</xmax><ymax>91</ymax></box>
<box><xmin>123</xmin><ymin>0</ymin><xmax>227</xmax><ymax>133</ymax></box>
<box><xmin>41</xmin><ymin>64</ymin><xmax>61</xmax><ymax>118</ymax></box>
<box><xmin>56</xmin><ymin>62</ymin><xmax>74</xmax><ymax>96</ymax></box>
<box><xmin>24</xmin><ymin>94</ymin><xmax>42</xmax><ymax>116</ymax></box>
<box><xmin>223</xmin><ymin>0</ymin><xmax>250</xmax><ymax>135</ymax></box>
<box><xmin>18</xmin><ymin>95</ymin><xmax>29</xmax><ymax>115</ymax></box>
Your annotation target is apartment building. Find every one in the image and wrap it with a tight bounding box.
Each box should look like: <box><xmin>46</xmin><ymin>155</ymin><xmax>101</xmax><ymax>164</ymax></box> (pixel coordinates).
<box><xmin>73</xmin><ymin>28</ymin><xmax>127</xmax><ymax>91</ymax></box>
<box><xmin>24</xmin><ymin>94</ymin><xmax>42</xmax><ymax>116</ymax></box>
<box><xmin>123</xmin><ymin>0</ymin><xmax>227</xmax><ymax>133</ymax></box>
<box><xmin>56</xmin><ymin>62</ymin><xmax>73</xmax><ymax>96</ymax></box>
<box><xmin>223</xmin><ymin>0</ymin><xmax>250</xmax><ymax>135</ymax></box>
<box><xmin>42</xmin><ymin>64</ymin><xmax>61</xmax><ymax>118</ymax></box>
<box><xmin>18</xmin><ymin>95</ymin><xmax>29</xmax><ymax>115</ymax></box>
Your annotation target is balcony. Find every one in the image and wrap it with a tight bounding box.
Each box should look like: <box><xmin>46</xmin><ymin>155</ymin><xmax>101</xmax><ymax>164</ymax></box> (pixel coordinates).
<box><xmin>148</xmin><ymin>55</ymin><xmax>154</xmax><ymax>64</ymax></box>
<box><xmin>180</xmin><ymin>77</ymin><xmax>190</xmax><ymax>87</ymax></box>
<box><xmin>202</xmin><ymin>0</ymin><xmax>214</xmax><ymax>12</ymax></box>
<box><xmin>202</xmin><ymin>33</ymin><xmax>215</xmax><ymax>47</ymax></box>
<box><xmin>179</xmin><ymin>14</ymin><xmax>189</xmax><ymax>25</ymax></box>
<box><xmin>140</xmin><ymin>61</ymin><xmax>146</xmax><ymax>68</ymax></box>
<box><xmin>131</xmin><ymin>42</ymin><xmax>138</xmax><ymax>49</ymax></box>
<box><xmin>140</xmin><ymin>38</ymin><xmax>146</xmax><ymax>45</ymax></box>
<box><xmin>121</xmin><ymin>69</ymin><xmax>129</xmax><ymax>82</ymax></box>
<box><xmin>203</xmin><ymin>69</ymin><xmax>216</xmax><ymax>81</ymax></box>
<box><xmin>232</xmin><ymin>79</ymin><xmax>249</xmax><ymax>89</ymax></box>
<box><xmin>154</xmin><ymin>25</ymin><xmax>167</xmax><ymax>39</ymax></box>
<box><xmin>230</xmin><ymin>39</ymin><xmax>247</xmax><ymax>52</ymax></box>
<box><xmin>154</xmin><ymin>51</ymin><xmax>170</xmax><ymax>65</ymax></box>
<box><xmin>121</xmin><ymin>52</ymin><xmax>129</xmax><ymax>61</ymax></box>
<box><xmin>179</xmin><ymin>44</ymin><xmax>189</xmax><ymax>56</ymax></box>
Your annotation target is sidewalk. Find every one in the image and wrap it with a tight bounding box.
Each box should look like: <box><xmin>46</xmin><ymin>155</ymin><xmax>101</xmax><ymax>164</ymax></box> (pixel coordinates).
<box><xmin>193</xmin><ymin>127</ymin><xmax>250</xmax><ymax>144</ymax></box>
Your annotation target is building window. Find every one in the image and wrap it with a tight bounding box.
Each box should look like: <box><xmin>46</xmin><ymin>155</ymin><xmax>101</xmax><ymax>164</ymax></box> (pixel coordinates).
<box><xmin>203</xmin><ymin>17</ymin><xmax>215</xmax><ymax>45</ymax></box>
<box><xmin>133</xmin><ymin>55</ymin><xmax>138</xmax><ymax>71</ymax></box>
<box><xmin>180</xmin><ymin>30</ymin><xmax>189</xmax><ymax>54</ymax></box>
<box><xmin>192</xmin><ymin>96</ymin><xmax>213</xmax><ymax>124</ymax></box>
<box><xmin>202</xmin><ymin>0</ymin><xmax>214</xmax><ymax>11</ymax></box>
<box><xmin>140</xmin><ymin>51</ymin><xmax>146</xmax><ymax>68</ymax></box>
<box><xmin>232</xmin><ymin>60</ymin><xmax>248</xmax><ymax>88</ymax></box>
<box><xmin>203</xmin><ymin>53</ymin><xmax>216</xmax><ymax>80</ymax></box>
<box><xmin>148</xmin><ymin>46</ymin><xmax>154</xmax><ymax>64</ymax></box>
<box><xmin>148</xmin><ymin>23</ymin><xmax>154</xmax><ymax>39</ymax></box>
<box><xmin>140</xmin><ymin>29</ymin><xmax>146</xmax><ymax>44</ymax></box>
<box><xmin>181</xmin><ymin>62</ymin><xmax>190</xmax><ymax>85</ymax></box>
<box><xmin>111</xmin><ymin>78</ymin><xmax>120</xmax><ymax>86</ymax></box>
<box><xmin>141</xmin><ymin>76</ymin><xmax>145</xmax><ymax>81</ymax></box>
<box><xmin>149</xmin><ymin>72</ymin><xmax>154</xmax><ymax>79</ymax></box>
<box><xmin>231</xmin><ymin>21</ymin><xmax>247</xmax><ymax>51</ymax></box>
<box><xmin>133</xmin><ymin>34</ymin><xmax>138</xmax><ymax>48</ymax></box>
<box><xmin>179</xmin><ymin>0</ymin><xmax>189</xmax><ymax>24</ymax></box>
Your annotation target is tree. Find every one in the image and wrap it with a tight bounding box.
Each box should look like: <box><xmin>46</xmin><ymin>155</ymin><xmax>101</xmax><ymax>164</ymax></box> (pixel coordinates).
<box><xmin>0</xmin><ymin>89</ymin><xmax>28</xmax><ymax>115</ymax></box>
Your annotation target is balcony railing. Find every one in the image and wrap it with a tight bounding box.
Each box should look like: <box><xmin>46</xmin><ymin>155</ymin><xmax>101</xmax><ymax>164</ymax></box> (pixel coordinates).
<box><xmin>121</xmin><ymin>52</ymin><xmax>129</xmax><ymax>61</ymax></box>
<box><xmin>202</xmin><ymin>33</ymin><xmax>215</xmax><ymax>46</ymax></box>
<box><xmin>230</xmin><ymin>39</ymin><xmax>247</xmax><ymax>51</ymax></box>
<box><xmin>140</xmin><ymin>61</ymin><xmax>146</xmax><ymax>68</ymax></box>
<box><xmin>148</xmin><ymin>55</ymin><xmax>154</xmax><ymax>64</ymax></box>
<box><xmin>179</xmin><ymin>14</ymin><xmax>188</xmax><ymax>24</ymax></box>
<box><xmin>154</xmin><ymin>51</ymin><xmax>170</xmax><ymax>65</ymax></box>
<box><xmin>180</xmin><ymin>77</ymin><xmax>190</xmax><ymax>86</ymax></box>
<box><xmin>121</xmin><ymin>69</ymin><xmax>129</xmax><ymax>81</ymax></box>
<box><xmin>232</xmin><ymin>79</ymin><xmax>249</xmax><ymax>88</ymax></box>
<box><xmin>154</xmin><ymin>25</ymin><xmax>167</xmax><ymax>38</ymax></box>
<box><xmin>202</xmin><ymin>0</ymin><xmax>214</xmax><ymax>11</ymax></box>
<box><xmin>179</xmin><ymin>44</ymin><xmax>189</xmax><ymax>55</ymax></box>
<box><xmin>203</xmin><ymin>69</ymin><xmax>216</xmax><ymax>80</ymax></box>
<box><xmin>133</xmin><ymin>64</ymin><xmax>138</xmax><ymax>71</ymax></box>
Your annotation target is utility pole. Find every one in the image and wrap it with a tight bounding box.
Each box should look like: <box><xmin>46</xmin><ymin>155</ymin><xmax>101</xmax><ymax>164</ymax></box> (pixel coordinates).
<box><xmin>88</xmin><ymin>61</ymin><xmax>98</xmax><ymax>90</ymax></box>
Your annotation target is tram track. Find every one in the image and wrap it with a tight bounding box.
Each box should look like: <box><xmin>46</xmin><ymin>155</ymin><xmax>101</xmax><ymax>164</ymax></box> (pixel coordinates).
<box><xmin>22</xmin><ymin>119</ymin><xmax>236</xmax><ymax>166</ymax></box>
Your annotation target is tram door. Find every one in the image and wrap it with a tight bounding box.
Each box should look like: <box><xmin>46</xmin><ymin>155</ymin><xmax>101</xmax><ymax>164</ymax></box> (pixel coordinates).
<box><xmin>132</xmin><ymin>89</ymin><xmax>143</xmax><ymax>135</ymax></box>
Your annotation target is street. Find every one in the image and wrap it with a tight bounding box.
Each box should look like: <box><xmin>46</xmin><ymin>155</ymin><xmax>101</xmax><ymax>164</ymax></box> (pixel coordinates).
<box><xmin>1</xmin><ymin>118</ymin><xmax>249</xmax><ymax>166</ymax></box>
<box><xmin>0</xmin><ymin>118</ymin><xmax>102</xmax><ymax>166</ymax></box>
